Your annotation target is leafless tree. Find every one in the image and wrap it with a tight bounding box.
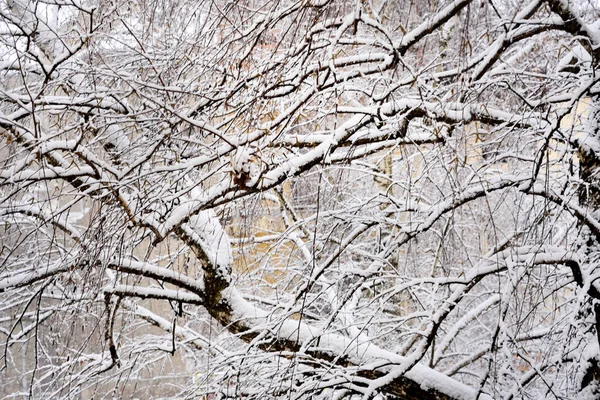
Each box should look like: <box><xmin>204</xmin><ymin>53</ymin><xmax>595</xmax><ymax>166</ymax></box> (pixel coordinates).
<box><xmin>1</xmin><ymin>0</ymin><xmax>600</xmax><ymax>398</ymax></box>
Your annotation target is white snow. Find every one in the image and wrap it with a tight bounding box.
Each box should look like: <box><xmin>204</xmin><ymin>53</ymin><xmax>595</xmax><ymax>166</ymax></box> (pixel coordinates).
<box><xmin>221</xmin><ymin>285</ymin><xmax>493</xmax><ymax>400</ymax></box>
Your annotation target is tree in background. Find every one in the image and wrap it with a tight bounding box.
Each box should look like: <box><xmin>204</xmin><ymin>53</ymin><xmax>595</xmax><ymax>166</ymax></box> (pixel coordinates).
<box><xmin>1</xmin><ymin>0</ymin><xmax>600</xmax><ymax>398</ymax></box>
